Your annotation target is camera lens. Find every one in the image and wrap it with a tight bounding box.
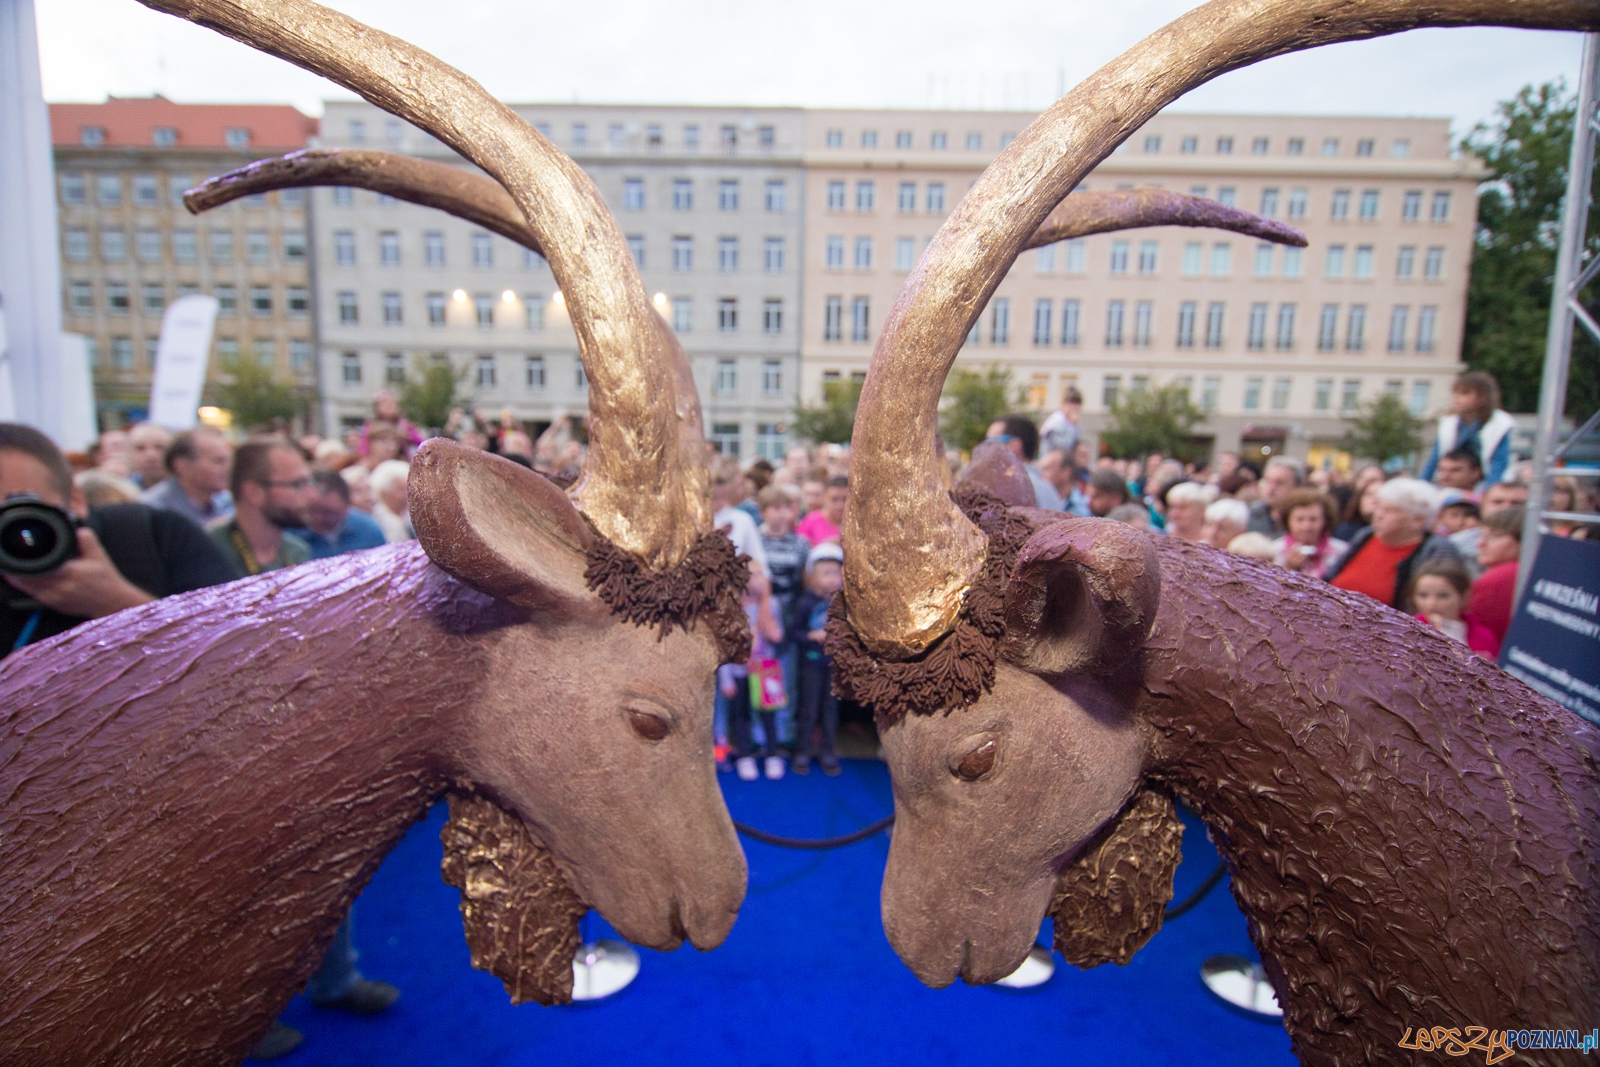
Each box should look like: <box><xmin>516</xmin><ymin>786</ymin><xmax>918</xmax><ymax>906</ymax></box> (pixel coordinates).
<box><xmin>0</xmin><ymin>499</ymin><xmax>78</xmax><ymax>576</ymax></box>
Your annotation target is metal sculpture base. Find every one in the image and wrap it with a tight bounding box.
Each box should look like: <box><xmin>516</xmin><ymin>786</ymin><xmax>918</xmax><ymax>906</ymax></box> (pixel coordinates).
<box><xmin>570</xmin><ymin>938</ymin><xmax>640</xmax><ymax>1001</ymax></box>
<box><xmin>1200</xmin><ymin>954</ymin><xmax>1282</xmax><ymax>1018</ymax></box>
<box><xmin>992</xmin><ymin>945</ymin><xmax>1055</xmax><ymax>989</ymax></box>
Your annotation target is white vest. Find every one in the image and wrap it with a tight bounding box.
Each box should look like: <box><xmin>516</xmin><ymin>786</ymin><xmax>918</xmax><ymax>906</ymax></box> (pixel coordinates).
<box><xmin>1437</xmin><ymin>410</ymin><xmax>1516</xmax><ymax>480</ymax></box>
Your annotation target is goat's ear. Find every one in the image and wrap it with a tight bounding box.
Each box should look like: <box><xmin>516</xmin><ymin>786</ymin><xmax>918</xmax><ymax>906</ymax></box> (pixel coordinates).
<box><xmin>1001</xmin><ymin>518</ymin><xmax>1160</xmax><ymax>676</ymax></box>
<box><xmin>410</xmin><ymin>439</ymin><xmax>595</xmax><ymax>612</ymax></box>
<box><xmin>955</xmin><ymin>440</ymin><xmax>1036</xmax><ymax>507</ymax></box>
<box><xmin>1050</xmin><ymin>788</ymin><xmax>1183</xmax><ymax>969</ymax></box>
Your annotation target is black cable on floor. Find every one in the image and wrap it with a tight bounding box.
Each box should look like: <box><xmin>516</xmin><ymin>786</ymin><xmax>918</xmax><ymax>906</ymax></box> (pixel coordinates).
<box><xmin>1164</xmin><ymin>860</ymin><xmax>1228</xmax><ymax>920</ymax></box>
<box><xmin>731</xmin><ymin>814</ymin><xmax>895</xmax><ymax>850</ymax></box>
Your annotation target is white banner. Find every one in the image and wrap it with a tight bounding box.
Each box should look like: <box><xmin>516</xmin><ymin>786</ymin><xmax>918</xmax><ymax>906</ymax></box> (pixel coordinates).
<box><xmin>57</xmin><ymin>331</ymin><xmax>93</xmax><ymax>451</ymax></box>
<box><xmin>148</xmin><ymin>293</ymin><xmax>218</xmax><ymax>430</ymax></box>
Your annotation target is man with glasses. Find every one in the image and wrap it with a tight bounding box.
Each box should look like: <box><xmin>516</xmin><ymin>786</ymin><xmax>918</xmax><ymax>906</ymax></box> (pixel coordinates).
<box><xmin>208</xmin><ymin>439</ymin><xmax>313</xmax><ymax>577</ymax></box>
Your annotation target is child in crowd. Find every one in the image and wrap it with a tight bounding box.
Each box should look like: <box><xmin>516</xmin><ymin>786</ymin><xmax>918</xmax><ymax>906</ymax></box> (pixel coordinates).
<box><xmin>1437</xmin><ymin>497</ymin><xmax>1480</xmax><ymax>536</ymax></box>
<box><xmin>721</xmin><ymin>569</ymin><xmax>786</xmax><ymax>781</ymax></box>
<box><xmin>758</xmin><ymin>485</ymin><xmax>810</xmax><ymax>753</ymax></box>
<box><xmin>1271</xmin><ymin>489</ymin><xmax>1348</xmax><ymax>579</ymax></box>
<box><xmin>1470</xmin><ymin>507</ymin><xmax>1523</xmax><ymax>645</ymax></box>
<box><xmin>797</xmin><ymin>476</ymin><xmax>849</xmax><ymax>545</ymax></box>
<box><xmin>790</xmin><ymin>543</ymin><xmax>843</xmax><ymax>776</ymax></box>
<box><xmin>799</xmin><ymin>470</ymin><xmax>828</xmax><ymax>517</ymax></box>
<box><xmin>1407</xmin><ymin>558</ymin><xmax>1500</xmax><ymax>658</ymax></box>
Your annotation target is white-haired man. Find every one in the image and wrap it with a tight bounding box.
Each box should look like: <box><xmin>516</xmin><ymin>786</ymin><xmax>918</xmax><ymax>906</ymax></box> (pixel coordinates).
<box><xmin>1325</xmin><ymin>477</ymin><xmax>1462</xmax><ymax>609</ymax></box>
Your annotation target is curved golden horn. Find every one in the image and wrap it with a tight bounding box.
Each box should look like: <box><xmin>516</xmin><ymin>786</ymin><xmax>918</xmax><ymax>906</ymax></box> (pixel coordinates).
<box><xmin>844</xmin><ymin>0</ymin><xmax>1600</xmax><ymax>658</ymax></box>
<box><xmin>144</xmin><ymin>0</ymin><xmax>705</xmax><ymax>571</ymax></box>
<box><xmin>1025</xmin><ymin>188</ymin><xmax>1307</xmax><ymax>250</ymax></box>
<box><xmin>185</xmin><ymin>149</ymin><xmax>545</xmax><ymax>254</ymax></box>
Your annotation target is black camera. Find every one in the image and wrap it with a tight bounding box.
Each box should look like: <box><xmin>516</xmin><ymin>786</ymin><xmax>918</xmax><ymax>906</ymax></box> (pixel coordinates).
<box><xmin>0</xmin><ymin>494</ymin><xmax>80</xmax><ymax>576</ymax></box>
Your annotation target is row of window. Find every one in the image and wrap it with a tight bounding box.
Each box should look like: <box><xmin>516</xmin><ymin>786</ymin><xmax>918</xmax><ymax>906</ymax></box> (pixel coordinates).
<box><xmin>63</xmin><ymin>225</ymin><xmax>307</xmax><ymax>265</ymax></box>
<box><xmin>824</xmin><ymin>179</ymin><xmax>946</xmax><ymax>214</ymax></box>
<box><xmin>355</xmin><ymin>118</ymin><xmax>781</xmax><ymax>154</ymax></box>
<box><xmin>333</xmin><ymin>289</ymin><xmax>786</xmax><ymax>335</ymax></box>
<box><xmin>337</xmin><ymin>349</ymin><xmax>789</xmax><ymax>400</ymax></box>
<box><xmin>823</xmin><ymin>128</ymin><xmax>1004</xmax><ymax>152</ymax></box>
<box><xmin>77</xmin><ymin>125</ymin><xmax>253</xmax><ymax>149</ymax></box>
<box><xmin>93</xmin><ymin>334</ymin><xmax>311</xmax><ymax>372</ymax></box>
<box><xmin>66</xmin><ymin>280</ymin><xmax>308</xmax><ymax>319</ymax></box>
<box><xmin>329</xmin><ymin>229</ymin><xmax>791</xmax><ymax>275</ymax></box>
<box><xmin>615</xmin><ymin>177</ymin><xmax>789</xmax><ymax>213</ymax></box>
<box><xmin>59</xmin><ymin>171</ymin><xmax>296</xmax><ymax>209</ymax></box>
<box><xmin>1016</xmin><ymin>298</ymin><xmax>1438</xmax><ymax>353</ymax></box>
<box><xmin>1100</xmin><ymin>375</ymin><xmax>1433</xmax><ymax>419</ymax></box>
<box><xmin>1137</xmin><ymin>133</ymin><xmax>1412</xmax><ymax>160</ymax></box>
<box><xmin>1031</xmin><ymin>237</ymin><xmax>1447</xmax><ymax>281</ymax></box>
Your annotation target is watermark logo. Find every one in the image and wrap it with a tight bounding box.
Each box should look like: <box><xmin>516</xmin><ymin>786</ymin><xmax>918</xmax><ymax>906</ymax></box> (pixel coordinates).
<box><xmin>1398</xmin><ymin>1026</ymin><xmax>1599</xmax><ymax>1061</ymax></box>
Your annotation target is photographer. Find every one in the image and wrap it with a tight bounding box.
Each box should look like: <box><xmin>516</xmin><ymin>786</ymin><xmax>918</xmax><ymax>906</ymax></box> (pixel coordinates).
<box><xmin>0</xmin><ymin>424</ymin><xmax>239</xmax><ymax>657</ymax></box>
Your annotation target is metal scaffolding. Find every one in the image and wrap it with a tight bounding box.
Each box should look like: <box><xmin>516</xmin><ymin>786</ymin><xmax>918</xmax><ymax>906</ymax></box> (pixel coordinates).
<box><xmin>1516</xmin><ymin>32</ymin><xmax>1600</xmax><ymax>600</ymax></box>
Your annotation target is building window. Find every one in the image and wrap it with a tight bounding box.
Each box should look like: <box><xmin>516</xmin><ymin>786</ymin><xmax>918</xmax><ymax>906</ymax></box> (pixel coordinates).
<box><xmin>1033</xmin><ymin>299</ymin><xmax>1053</xmax><ymax>346</ymax></box>
<box><xmin>1331</xmin><ymin>189</ymin><xmax>1350</xmax><ymax>221</ymax></box>
<box><xmin>1320</xmin><ymin>137</ymin><xmax>1339</xmax><ymax>157</ymax></box>
<box><xmin>762</xmin><ymin>359</ymin><xmax>783</xmax><ymax>395</ymax></box>
<box><xmin>474</xmin><ymin>354</ymin><xmax>496</xmax><ymax>389</ymax></box>
<box><xmin>135</xmin><ymin>228</ymin><xmax>161</xmax><ymax>263</ymax></box>
<box><xmin>1396</xmin><ymin>246</ymin><xmax>1416</xmax><ymax>280</ymax></box>
<box><xmin>627</xmin><ymin>235</ymin><xmax>644</xmax><ymax>267</ymax></box>
<box><xmin>525</xmin><ymin>355</ymin><xmax>546</xmax><ymax>390</ymax></box>
<box><xmin>826</xmin><ymin>182</ymin><xmax>846</xmax><ymax>211</ymax></box>
<box><xmin>67</xmin><ymin>281</ymin><xmax>93</xmax><ymax>314</ymax></box>
<box><xmin>1347</xmin><ymin>305</ymin><xmax>1367</xmax><ymax>351</ymax></box>
<box><xmin>991</xmin><ymin>298</ymin><xmax>1010</xmax><ymax>345</ymax></box>
<box><xmin>333</xmin><ymin>230</ymin><xmax>355</xmax><ymax>267</ymax></box>
<box><xmin>897</xmin><ymin>182</ymin><xmax>916</xmax><ymax>213</ymax></box>
<box><xmin>623</xmin><ymin>178</ymin><xmax>645</xmax><ymax>210</ymax></box>
<box><xmin>1215</xmin><ymin>136</ymin><xmax>1234</xmax><ymax>154</ymax></box>
<box><xmin>765</xmin><ymin>180</ymin><xmax>786</xmax><ymax>213</ymax></box>
<box><xmin>1259</xmin><ymin>187</ymin><xmax>1279</xmax><ymax>218</ymax></box>
<box><xmin>1341</xmin><ymin>379</ymin><xmax>1361</xmax><ymax>411</ymax></box>
<box><xmin>384</xmin><ymin>352</ymin><xmax>406</xmax><ymax>385</ymax></box>
<box><xmin>1247</xmin><ymin>303</ymin><xmax>1268</xmax><ymax>350</ymax></box>
<box><xmin>1313</xmin><ymin>379</ymin><xmax>1333</xmax><ymax>411</ymax></box>
<box><xmin>1060</xmin><ymin>300</ymin><xmax>1081</xmax><ymax>347</ymax></box>
<box><xmin>289</xmin><ymin>340</ymin><xmax>312</xmax><ymax>374</ymax></box>
<box><xmin>930</xmin><ymin>131</ymin><xmax>948</xmax><ymax>150</ymax></box>
<box><xmin>472</xmin><ymin>233</ymin><xmax>493</xmax><ymax>268</ymax></box>
<box><xmin>379</xmin><ymin>230</ymin><xmax>400</xmax><ymax>267</ymax></box>
<box><xmin>224</xmin><ymin>127</ymin><xmax>250</xmax><ymax>150</ymax></box>
<box><xmin>1179</xmin><ymin>135</ymin><xmax>1197</xmax><ymax>154</ymax></box>
<box><xmin>248</xmin><ymin>285</ymin><xmax>271</xmax><ymax>317</ymax></box>
<box><xmin>851</xmin><ymin>297</ymin><xmax>871</xmax><ymax>342</ymax></box>
<box><xmin>1430</xmin><ymin>191</ymin><xmax>1451</xmax><ymax>222</ymax></box>
<box><xmin>673</xmin><ymin>180</ymin><xmax>693</xmax><ymax>210</ymax></box>
<box><xmin>1286</xmin><ymin>187</ymin><xmax>1308</xmax><ymax>221</ymax></box>
<box><xmin>96</xmin><ymin>174</ymin><xmax>120</xmax><ymax>205</ymax></box>
<box><xmin>523</xmin><ymin>293</ymin><xmax>544</xmax><ymax>330</ymax></box>
<box><xmin>1275</xmin><ymin>304</ymin><xmax>1296</xmax><ymax>350</ymax></box>
<box><xmin>672</xmin><ymin>297</ymin><xmax>692</xmax><ymax>333</ymax></box>
<box><xmin>1318</xmin><ymin>304</ymin><xmax>1338</xmax><ymax>351</ymax></box>
<box><xmin>1109</xmin><ymin>240</ymin><xmax>1129</xmax><ymax>275</ymax></box>
<box><xmin>1243</xmin><ymin>377</ymin><xmax>1263</xmax><ymax>411</ymax></box>
<box><xmin>715</xmin><ymin>358</ymin><xmax>738</xmax><ymax>395</ymax></box>
<box><xmin>717</xmin><ymin>236</ymin><xmax>739</xmax><ymax>273</ymax></box>
<box><xmin>571</xmin><ymin>123</ymin><xmax>588</xmax><ymax>148</ymax></box>
<box><xmin>1209</xmin><ymin>242</ymin><xmax>1231</xmax><ymax>276</ymax></box>
<box><xmin>718</xmin><ymin>297</ymin><xmax>738</xmax><ymax>332</ymax></box>
<box><xmin>242</xmin><ymin>230</ymin><xmax>269</xmax><ymax>264</ymax></box>
<box><xmin>1144</xmin><ymin>135</ymin><xmax>1161</xmax><ymax>153</ymax></box>
<box><xmin>1133</xmin><ymin>301</ymin><xmax>1153</xmax><ymax>347</ymax></box>
<box><xmin>382</xmin><ymin>291</ymin><xmax>402</xmax><ymax>325</ymax></box>
<box><xmin>1417</xmin><ymin>306</ymin><xmax>1438</xmax><ymax>352</ymax></box>
<box><xmin>683</xmin><ymin>125</ymin><xmax>700</xmax><ymax>150</ymax></box>
<box><xmin>1417</xmin><ymin>247</ymin><xmax>1443</xmax><ymax>283</ymax></box>
<box><xmin>214</xmin><ymin>285</ymin><xmax>235</xmax><ymax>316</ymax></box>
<box><xmin>1356</xmin><ymin>138</ymin><xmax>1375</xmax><ymax>157</ymax></box>
<box><xmin>338</xmin><ymin>292</ymin><xmax>358</xmax><ymax>325</ymax></box>
<box><xmin>1196</xmin><ymin>375</ymin><xmax>1218</xmax><ymax>412</ymax></box>
<box><xmin>1205</xmin><ymin>302</ymin><xmax>1225</xmax><ymax>349</ymax></box>
<box><xmin>710</xmin><ymin>423</ymin><xmax>740</xmax><ymax>456</ymax></box>
<box><xmin>280</xmin><ymin>230</ymin><xmax>306</xmax><ymax>263</ymax></box>
<box><xmin>426</xmin><ymin>292</ymin><xmax>446</xmax><ymax>326</ymax></box>
<box><xmin>824</xmin><ymin>235</ymin><xmax>844</xmax><ymax>270</ymax></box>
<box><xmin>763</xmin><ymin>299</ymin><xmax>783</xmax><ymax>334</ymax></box>
<box><xmin>1105</xmin><ymin>300</ymin><xmax>1125</xmax><ymax>347</ymax></box>
<box><xmin>758</xmin><ymin>125</ymin><xmax>775</xmax><ymax>150</ymax></box>
<box><xmin>755</xmin><ymin>423</ymin><xmax>785</xmax><ymax>460</ymax></box>
<box><xmin>286</xmin><ymin>286</ymin><xmax>309</xmax><ymax>317</ymax></box>
<box><xmin>99</xmin><ymin>229</ymin><xmax>126</xmax><ymax>261</ymax></box>
<box><xmin>1402</xmin><ymin>190</ymin><xmax>1422</xmax><ymax>222</ymax></box>
<box><xmin>826</xmin><ymin>129</ymin><xmax>843</xmax><ymax>148</ymax></box>
<box><xmin>474</xmin><ymin>292</ymin><xmax>494</xmax><ymax>328</ymax></box>
<box><xmin>60</xmin><ymin>172</ymin><xmax>85</xmax><ymax>204</ymax></box>
<box><xmin>1176</xmin><ymin>302</ymin><xmax>1196</xmax><ymax>348</ymax></box>
<box><xmin>823</xmin><ymin>296</ymin><xmax>842</xmax><ymax>341</ymax></box>
<box><xmin>1359</xmin><ymin>189</ymin><xmax>1380</xmax><ymax>220</ymax></box>
<box><xmin>720</xmin><ymin>125</ymin><xmax>738</xmax><ymax>152</ymax></box>
<box><xmin>1354</xmin><ymin>245</ymin><xmax>1374</xmax><ymax>279</ymax></box>
<box><xmin>1325</xmin><ymin>245</ymin><xmax>1346</xmax><ymax>278</ymax></box>
<box><xmin>1282</xmin><ymin>247</ymin><xmax>1302</xmax><ymax>277</ymax></box>
<box><xmin>1217</xmin><ymin>186</ymin><xmax>1236</xmax><ymax>208</ymax></box>
<box><xmin>1137</xmin><ymin>240</ymin><xmax>1158</xmax><ymax>275</ymax></box>
<box><xmin>332</xmin><ymin>187</ymin><xmax>352</xmax><ymax>207</ymax></box>
<box><xmin>718</xmin><ymin>180</ymin><xmax>739</xmax><ymax>211</ymax></box>
<box><xmin>341</xmin><ymin>352</ymin><xmax>361</xmax><ymax>385</ymax></box>
<box><xmin>107</xmin><ymin>336</ymin><xmax>133</xmax><ymax>369</ymax></box>
<box><xmin>925</xmin><ymin>182</ymin><xmax>946</xmax><ymax>214</ymax></box>
<box><xmin>133</xmin><ymin>173</ymin><xmax>160</xmax><ymax>205</ymax></box>
<box><xmin>1254</xmin><ymin>243</ymin><xmax>1274</xmax><ymax>277</ymax></box>
<box><xmin>763</xmin><ymin>236</ymin><xmax>785</xmax><ymax>274</ymax></box>
<box><xmin>962</xmin><ymin>131</ymin><xmax>981</xmax><ymax>150</ymax></box>
<box><xmin>860</xmin><ymin>129</ymin><xmax>878</xmax><ymax>148</ymax></box>
<box><xmin>1103</xmin><ymin>375</ymin><xmax>1121</xmax><ymax>407</ymax></box>
<box><xmin>140</xmin><ymin>283</ymin><xmax>164</xmax><ymax>316</ymax></box>
<box><xmin>1181</xmin><ymin>242</ymin><xmax>1202</xmax><ymax>276</ymax></box>
<box><xmin>856</xmin><ymin>181</ymin><xmax>875</xmax><ymax>212</ymax></box>
<box><xmin>1387</xmin><ymin>306</ymin><xmax>1409</xmax><ymax>352</ymax></box>
<box><xmin>672</xmin><ymin>236</ymin><xmax>693</xmax><ymax>271</ymax></box>
<box><xmin>854</xmin><ymin>236</ymin><xmax>873</xmax><ymax>270</ymax></box>
<box><xmin>1271</xmin><ymin>377</ymin><xmax>1292</xmax><ymax>411</ymax></box>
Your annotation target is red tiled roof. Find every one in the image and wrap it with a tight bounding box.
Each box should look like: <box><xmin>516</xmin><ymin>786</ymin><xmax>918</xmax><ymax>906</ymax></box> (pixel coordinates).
<box><xmin>49</xmin><ymin>95</ymin><xmax>317</xmax><ymax>151</ymax></box>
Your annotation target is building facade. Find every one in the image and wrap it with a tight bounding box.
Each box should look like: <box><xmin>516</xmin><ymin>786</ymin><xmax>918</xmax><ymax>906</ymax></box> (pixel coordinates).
<box><xmin>312</xmin><ymin>102</ymin><xmax>806</xmax><ymax>460</ymax></box>
<box><xmin>49</xmin><ymin>96</ymin><xmax>318</xmax><ymax>427</ymax></box>
<box><xmin>798</xmin><ymin>109</ymin><xmax>1481</xmax><ymax>466</ymax></box>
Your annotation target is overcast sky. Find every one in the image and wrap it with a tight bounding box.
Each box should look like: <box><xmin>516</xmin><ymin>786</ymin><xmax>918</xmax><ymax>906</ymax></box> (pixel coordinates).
<box><xmin>38</xmin><ymin>0</ymin><xmax>1583</xmax><ymax>138</ymax></box>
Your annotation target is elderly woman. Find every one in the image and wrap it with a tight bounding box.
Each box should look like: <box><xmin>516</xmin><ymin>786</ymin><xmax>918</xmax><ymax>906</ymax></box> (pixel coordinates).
<box><xmin>1325</xmin><ymin>477</ymin><xmax>1462</xmax><ymax>609</ymax></box>
<box><xmin>1271</xmin><ymin>488</ymin><xmax>1348</xmax><ymax>578</ymax></box>
<box><xmin>1163</xmin><ymin>481</ymin><xmax>1215</xmax><ymax>541</ymax></box>
<box><xmin>1200</xmin><ymin>498</ymin><xmax>1250</xmax><ymax>550</ymax></box>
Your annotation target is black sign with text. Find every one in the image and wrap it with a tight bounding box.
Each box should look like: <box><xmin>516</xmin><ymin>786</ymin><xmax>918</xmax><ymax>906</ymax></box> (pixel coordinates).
<box><xmin>1498</xmin><ymin>533</ymin><xmax>1600</xmax><ymax>727</ymax></box>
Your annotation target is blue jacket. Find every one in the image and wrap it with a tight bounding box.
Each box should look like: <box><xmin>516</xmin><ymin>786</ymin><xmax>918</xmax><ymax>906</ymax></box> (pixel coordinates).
<box><xmin>289</xmin><ymin>509</ymin><xmax>388</xmax><ymax>560</ymax></box>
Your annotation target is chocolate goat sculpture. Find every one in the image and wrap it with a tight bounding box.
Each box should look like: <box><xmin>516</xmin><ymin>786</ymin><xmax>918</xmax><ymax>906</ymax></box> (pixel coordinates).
<box><xmin>828</xmin><ymin>0</ymin><xmax>1600</xmax><ymax>1063</ymax></box>
<box><xmin>0</xmin><ymin>3</ymin><xmax>759</xmax><ymax>1063</ymax></box>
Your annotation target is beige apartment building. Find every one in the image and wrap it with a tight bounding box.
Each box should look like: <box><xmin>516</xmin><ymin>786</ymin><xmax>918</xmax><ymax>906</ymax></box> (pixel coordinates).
<box><xmin>800</xmin><ymin>109</ymin><xmax>1481</xmax><ymax>466</ymax></box>
<box><xmin>50</xmin><ymin>96</ymin><xmax>319</xmax><ymax>427</ymax></box>
<box><xmin>313</xmin><ymin>102</ymin><xmax>807</xmax><ymax>459</ymax></box>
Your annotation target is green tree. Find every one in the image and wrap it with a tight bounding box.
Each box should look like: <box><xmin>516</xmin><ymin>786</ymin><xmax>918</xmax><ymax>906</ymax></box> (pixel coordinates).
<box><xmin>213</xmin><ymin>354</ymin><xmax>302</xmax><ymax>432</ymax></box>
<box><xmin>1099</xmin><ymin>383</ymin><xmax>1204</xmax><ymax>460</ymax></box>
<box><xmin>1462</xmin><ymin>81</ymin><xmax>1599</xmax><ymax>416</ymax></box>
<box><xmin>1341</xmin><ymin>392</ymin><xmax>1425</xmax><ymax>465</ymax></box>
<box><xmin>400</xmin><ymin>355</ymin><xmax>466</xmax><ymax>433</ymax></box>
<box><xmin>940</xmin><ymin>365</ymin><xmax>1023</xmax><ymax>453</ymax></box>
<box><xmin>792</xmin><ymin>378</ymin><xmax>861</xmax><ymax>445</ymax></box>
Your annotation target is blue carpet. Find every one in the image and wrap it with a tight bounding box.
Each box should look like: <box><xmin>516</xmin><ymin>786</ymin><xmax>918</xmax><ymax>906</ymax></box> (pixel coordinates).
<box><xmin>277</xmin><ymin>760</ymin><xmax>1295</xmax><ymax>1065</ymax></box>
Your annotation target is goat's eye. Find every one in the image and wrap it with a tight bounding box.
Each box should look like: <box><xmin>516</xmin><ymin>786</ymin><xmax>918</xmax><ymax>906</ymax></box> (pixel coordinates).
<box><xmin>952</xmin><ymin>738</ymin><xmax>997</xmax><ymax>781</ymax></box>
<box><xmin>627</xmin><ymin>709</ymin><xmax>671</xmax><ymax>742</ymax></box>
